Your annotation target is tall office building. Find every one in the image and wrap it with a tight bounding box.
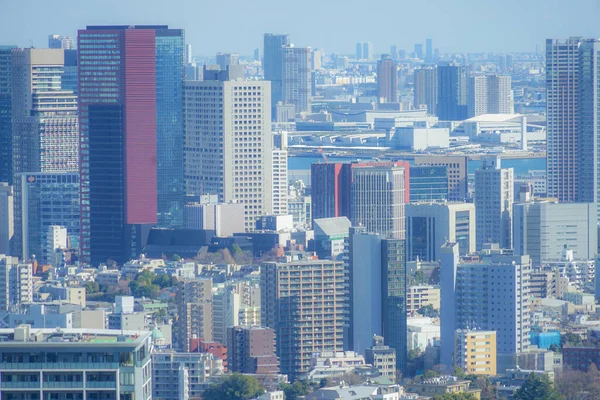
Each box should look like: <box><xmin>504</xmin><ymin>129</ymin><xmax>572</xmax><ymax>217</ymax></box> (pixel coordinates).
<box><xmin>19</xmin><ymin>172</ymin><xmax>80</xmax><ymax>264</ymax></box>
<box><xmin>0</xmin><ymin>46</ymin><xmax>15</xmax><ymax>184</ymax></box>
<box><xmin>346</xmin><ymin>228</ymin><xmax>407</xmax><ymax>371</ymax></box>
<box><xmin>78</xmin><ymin>25</ymin><xmax>184</xmax><ymax>264</ymax></box>
<box><xmin>282</xmin><ymin>45</ymin><xmax>312</xmax><ymax>114</ymax></box>
<box><xmin>546</xmin><ymin>38</ymin><xmax>581</xmax><ymax>202</ymax></box>
<box><xmin>437</xmin><ymin>65</ymin><xmax>469</xmax><ymax>121</ymax></box>
<box><xmin>414</xmin><ymin>66</ymin><xmax>438</xmax><ymax>115</ymax></box>
<box><xmin>577</xmin><ymin>39</ymin><xmax>600</xmax><ymax>215</ymax></box>
<box><xmin>468</xmin><ymin>74</ymin><xmax>512</xmax><ymax>117</ymax></box>
<box><xmin>184</xmin><ymin>79</ymin><xmax>272</xmax><ymax>230</ymax></box>
<box><xmin>425</xmin><ymin>38</ymin><xmax>433</xmax><ymax>63</ymax></box>
<box><xmin>355</xmin><ymin>42</ymin><xmax>363</xmax><ymax>60</ymax></box>
<box><xmin>175</xmin><ymin>279</ymin><xmax>213</xmax><ymax>351</ymax></box>
<box><xmin>261</xmin><ymin>260</ymin><xmax>347</xmax><ymax>379</ymax></box>
<box><xmin>11</xmin><ymin>48</ymin><xmax>78</xmax><ymax>259</ymax></box>
<box><xmin>475</xmin><ymin>156</ymin><xmax>514</xmax><ymax>250</ymax></box>
<box><xmin>350</xmin><ymin>162</ymin><xmax>409</xmax><ymax>239</ymax></box>
<box><xmin>513</xmin><ymin>201</ymin><xmax>597</xmax><ymax>264</ymax></box>
<box><xmin>310</xmin><ymin>163</ymin><xmax>352</xmax><ymax>222</ymax></box>
<box><xmin>0</xmin><ymin>184</ymin><xmax>13</xmax><ymax>255</ymax></box>
<box><xmin>48</xmin><ymin>34</ymin><xmax>75</xmax><ymax>49</ymax></box>
<box><xmin>356</xmin><ymin>41</ymin><xmax>373</xmax><ymax>60</ymax></box>
<box><xmin>414</xmin><ymin>44</ymin><xmax>424</xmax><ymax>60</ymax></box>
<box><xmin>440</xmin><ymin>244</ymin><xmax>531</xmax><ymax>371</ymax></box>
<box><xmin>409</xmin><ymin>165</ymin><xmax>448</xmax><ymax>202</ymax></box>
<box><xmin>272</xmin><ymin>132</ymin><xmax>288</xmax><ymax>216</ymax></box>
<box><xmin>155</xmin><ymin>28</ymin><xmax>185</xmax><ymax>228</ymax></box>
<box><xmin>406</xmin><ymin>202</ymin><xmax>476</xmax><ymax>261</ymax></box>
<box><xmin>0</xmin><ymin>255</ymin><xmax>33</xmax><ymax>311</ymax></box>
<box><xmin>377</xmin><ymin>56</ymin><xmax>398</xmax><ymax>103</ymax></box>
<box><xmin>415</xmin><ymin>156</ymin><xmax>468</xmax><ymax>201</ymax></box>
<box><xmin>264</xmin><ymin>33</ymin><xmax>289</xmax><ymax>108</ymax></box>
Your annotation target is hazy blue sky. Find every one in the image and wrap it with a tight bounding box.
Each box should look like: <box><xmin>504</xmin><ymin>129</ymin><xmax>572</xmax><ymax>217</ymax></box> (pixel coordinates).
<box><xmin>2</xmin><ymin>0</ymin><xmax>599</xmax><ymax>56</ymax></box>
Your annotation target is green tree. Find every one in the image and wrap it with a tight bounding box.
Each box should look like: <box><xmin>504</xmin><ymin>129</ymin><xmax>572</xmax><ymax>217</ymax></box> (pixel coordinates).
<box><xmin>152</xmin><ymin>273</ymin><xmax>174</xmax><ymax>289</ymax></box>
<box><xmin>202</xmin><ymin>373</ymin><xmax>264</xmax><ymax>400</ymax></box>
<box><xmin>549</xmin><ymin>343</ymin><xmax>561</xmax><ymax>353</ymax></box>
<box><xmin>418</xmin><ymin>304</ymin><xmax>440</xmax><ymax>318</ymax></box>
<box><xmin>513</xmin><ymin>373</ymin><xmax>561</xmax><ymax>400</ymax></box>
<box><xmin>280</xmin><ymin>381</ymin><xmax>311</xmax><ymax>400</ymax></box>
<box><xmin>561</xmin><ymin>332</ymin><xmax>583</xmax><ymax>348</ymax></box>
<box><xmin>452</xmin><ymin>366</ymin><xmax>466</xmax><ymax>379</ymax></box>
<box><xmin>411</xmin><ymin>270</ymin><xmax>429</xmax><ymax>285</ymax></box>
<box><xmin>84</xmin><ymin>281</ymin><xmax>100</xmax><ymax>294</ymax></box>
<box><xmin>422</xmin><ymin>369</ymin><xmax>440</xmax><ymax>380</ymax></box>
<box><xmin>172</xmin><ymin>254</ymin><xmax>181</xmax><ymax>262</ymax></box>
<box><xmin>433</xmin><ymin>394</ymin><xmax>477</xmax><ymax>400</ymax></box>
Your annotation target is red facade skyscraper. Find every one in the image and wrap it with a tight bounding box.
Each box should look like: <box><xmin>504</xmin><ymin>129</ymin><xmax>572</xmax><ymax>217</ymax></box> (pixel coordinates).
<box><xmin>310</xmin><ymin>163</ymin><xmax>352</xmax><ymax>223</ymax></box>
<box><xmin>79</xmin><ymin>26</ymin><xmax>159</xmax><ymax>264</ymax></box>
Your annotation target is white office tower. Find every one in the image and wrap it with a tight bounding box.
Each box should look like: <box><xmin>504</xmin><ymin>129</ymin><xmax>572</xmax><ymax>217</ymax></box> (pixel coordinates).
<box><xmin>0</xmin><ymin>184</ymin><xmax>13</xmax><ymax>256</ymax></box>
<box><xmin>468</xmin><ymin>74</ymin><xmax>512</xmax><ymax>117</ymax></box>
<box><xmin>475</xmin><ymin>156</ymin><xmax>514</xmax><ymax>250</ymax></box>
<box><xmin>184</xmin><ymin>80</ymin><xmax>273</xmax><ymax>230</ymax></box>
<box><xmin>272</xmin><ymin>132</ymin><xmax>288</xmax><ymax>215</ymax></box>
<box><xmin>45</xmin><ymin>225</ymin><xmax>67</xmax><ymax>266</ymax></box>
<box><xmin>513</xmin><ymin>201</ymin><xmax>597</xmax><ymax>265</ymax></box>
<box><xmin>440</xmin><ymin>243</ymin><xmax>531</xmax><ymax>372</ymax></box>
<box><xmin>0</xmin><ymin>255</ymin><xmax>33</xmax><ymax>311</ymax></box>
<box><xmin>406</xmin><ymin>201</ymin><xmax>476</xmax><ymax>261</ymax></box>
<box><xmin>351</xmin><ymin>163</ymin><xmax>407</xmax><ymax>239</ymax></box>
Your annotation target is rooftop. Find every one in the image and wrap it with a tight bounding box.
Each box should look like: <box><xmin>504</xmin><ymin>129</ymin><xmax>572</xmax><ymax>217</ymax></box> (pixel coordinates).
<box><xmin>0</xmin><ymin>328</ymin><xmax>151</xmax><ymax>348</ymax></box>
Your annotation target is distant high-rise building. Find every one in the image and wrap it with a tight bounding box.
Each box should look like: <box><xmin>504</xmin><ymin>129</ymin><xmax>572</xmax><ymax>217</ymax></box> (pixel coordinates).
<box><xmin>46</xmin><ymin>225</ymin><xmax>67</xmax><ymax>265</ymax></box>
<box><xmin>414</xmin><ymin>43</ymin><xmax>424</xmax><ymax>60</ymax></box>
<box><xmin>513</xmin><ymin>201</ymin><xmax>597</xmax><ymax>264</ymax></box>
<box><xmin>350</xmin><ymin>162</ymin><xmax>409</xmax><ymax>239</ymax></box>
<box><xmin>48</xmin><ymin>34</ymin><xmax>75</xmax><ymax>49</ymax></box>
<box><xmin>414</xmin><ymin>66</ymin><xmax>438</xmax><ymax>115</ymax></box>
<box><xmin>425</xmin><ymin>38</ymin><xmax>433</xmax><ymax>63</ymax></box>
<box><xmin>19</xmin><ymin>172</ymin><xmax>80</xmax><ymax>264</ymax></box>
<box><xmin>546</xmin><ymin>38</ymin><xmax>581</xmax><ymax>202</ymax></box>
<box><xmin>468</xmin><ymin>74</ymin><xmax>512</xmax><ymax>117</ymax></box>
<box><xmin>362</xmin><ymin>42</ymin><xmax>373</xmax><ymax>60</ymax></box>
<box><xmin>409</xmin><ymin>165</ymin><xmax>448</xmax><ymax>202</ymax></box>
<box><xmin>253</xmin><ymin>48</ymin><xmax>260</xmax><ymax>61</ymax></box>
<box><xmin>186</xmin><ymin>43</ymin><xmax>193</xmax><ymax>64</ymax></box>
<box><xmin>78</xmin><ymin>25</ymin><xmax>184</xmax><ymax>263</ymax></box>
<box><xmin>175</xmin><ymin>278</ymin><xmax>213</xmax><ymax>351</ymax></box>
<box><xmin>346</xmin><ymin>228</ymin><xmax>407</xmax><ymax>371</ymax></box>
<box><xmin>310</xmin><ymin>163</ymin><xmax>352</xmax><ymax>222</ymax></box>
<box><xmin>390</xmin><ymin>45</ymin><xmax>398</xmax><ymax>60</ymax></box>
<box><xmin>356</xmin><ymin>42</ymin><xmax>363</xmax><ymax>60</ymax></box>
<box><xmin>414</xmin><ymin>156</ymin><xmax>468</xmax><ymax>201</ymax></box>
<box><xmin>261</xmin><ymin>260</ymin><xmax>347</xmax><ymax>379</ymax></box>
<box><xmin>440</xmin><ymin>244</ymin><xmax>531</xmax><ymax>371</ymax></box>
<box><xmin>377</xmin><ymin>56</ymin><xmax>398</xmax><ymax>103</ymax></box>
<box><xmin>0</xmin><ymin>255</ymin><xmax>33</xmax><ymax>311</ymax></box>
<box><xmin>577</xmin><ymin>39</ymin><xmax>600</xmax><ymax>218</ymax></box>
<box><xmin>227</xmin><ymin>326</ymin><xmax>279</xmax><ymax>374</ymax></box>
<box><xmin>475</xmin><ymin>156</ymin><xmax>514</xmax><ymax>250</ymax></box>
<box><xmin>406</xmin><ymin>202</ymin><xmax>476</xmax><ymax>261</ymax></box>
<box><xmin>264</xmin><ymin>34</ymin><xmax>289</xmax><ymax>108</ymax></box>
<box><xmin>184</xmin><ymin>79</ymin><xmax>273</xmax><ymax>230</ymax></box>
<box><xmin>0</xmin><ymin>183</ymin><xmax>13</xmax><ymax>256</ymax></box>
<box><xmin>312</xmin><ymin>49</ymin><xmax>322</xmax><ymax>70</ymax></box>
<box><xmin>437</xmin><ymin>65</ymin><xmax>469</xmax><ymax>121</ymax></box>
<box><xmin>216</xmin><ymin>52</ymin><xmax>240</xmax><ymax>70</ymax></box>
<box><xmin>11</xmin><ymin>48</ymin><xmax>78</xmax><ymax>259</ymax></box>
<box><xmin>0</xmin><ymin>46</ymin><xmax>15</xmax><ymax>185</ymax></box>
<box><xmin>282</xmin><ymin>45</ymin><xmax>312</xmax><ymax>114</ymax></box>
<box><xmin>272</xmin><ymin>132</ymin><xmax>288</xmax><ymax>216</ymax></box>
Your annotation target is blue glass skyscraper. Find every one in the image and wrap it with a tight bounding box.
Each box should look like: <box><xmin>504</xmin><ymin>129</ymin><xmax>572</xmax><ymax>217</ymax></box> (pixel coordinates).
<box><xmin>156</xmin><ymin>28</ymin><xmax>185</xmax><ymax>228</ymax></box>
<box><xmin>0</xmin><ymin>46</ymin><xmax>15</xmax><ymax>184</ymax></box>
<box><xmin>409</xmin><ymin>165</ymin><xmax>449</xmax><ymax>202</ymax></box>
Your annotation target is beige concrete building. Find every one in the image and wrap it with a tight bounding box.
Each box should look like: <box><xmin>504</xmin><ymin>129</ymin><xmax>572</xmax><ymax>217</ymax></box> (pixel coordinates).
<box><xmin>176</xmin><ymin>278</ymin><xmax>213</xmax><ymax>351</ymax></box>
<box><xmin>184</xmin><ymin>80</ymin><xmax>273</xmax><ymax>230</ymax></box>
<box><xmin>261</xmin><ymin>260</ymin><xmax>347</xmax><ymax>379</ymax></box>
<box><xmin>406</xmin><ymin>285</ymin><xmax>440</xmax><ymax>314</ymax></box>
<box><xmin>454</xmin><ymin>330</ymin><xmax>497</xmax><ymax>376</ymax></box>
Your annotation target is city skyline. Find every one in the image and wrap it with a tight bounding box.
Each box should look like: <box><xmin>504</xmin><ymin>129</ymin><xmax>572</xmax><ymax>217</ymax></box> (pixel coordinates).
<box><xmin>1</xmin><ymin>0</ymin><xmax>599</xmax><ymax>56</ymax></box>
